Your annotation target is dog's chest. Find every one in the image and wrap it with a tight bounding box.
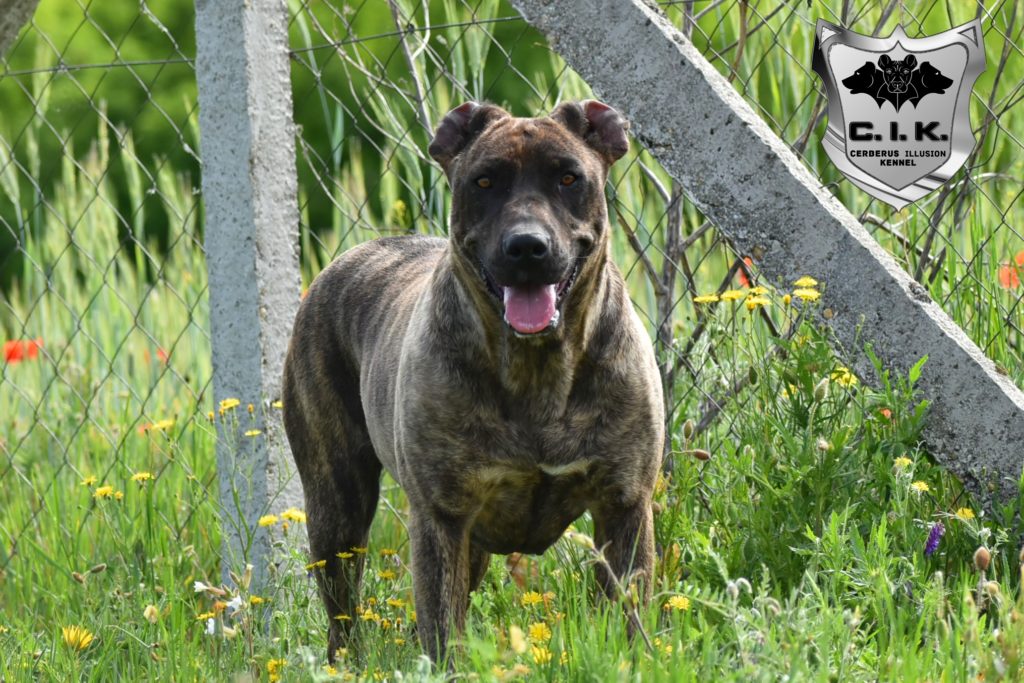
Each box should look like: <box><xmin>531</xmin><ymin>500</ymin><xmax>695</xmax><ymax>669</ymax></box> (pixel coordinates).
<box><xmin>467</xmin><ymin>458</ymin><xmax>593</xmax><ymax>555</ymax></box>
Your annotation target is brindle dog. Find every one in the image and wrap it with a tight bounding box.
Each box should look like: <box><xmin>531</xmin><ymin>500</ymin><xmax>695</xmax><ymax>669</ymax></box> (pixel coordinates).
<box><xmin>282</xmin><ymin>100</ymin><xmax>664</xmax><ymax>664</ymax></box>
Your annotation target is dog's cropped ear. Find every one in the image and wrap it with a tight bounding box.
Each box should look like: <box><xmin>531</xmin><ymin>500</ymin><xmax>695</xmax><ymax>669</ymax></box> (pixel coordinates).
<box><xmin>428</xmin><ymin>102</ymin><xmax>510</xmax><ymax>175</ymax></box>
<box><xmin>550</xmin><ymin>100</ymin><xmax>630</xmax><ymax>165</ymax></box>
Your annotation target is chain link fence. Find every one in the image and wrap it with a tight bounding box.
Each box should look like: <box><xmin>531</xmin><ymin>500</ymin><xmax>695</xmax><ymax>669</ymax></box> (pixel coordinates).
<box><xmin>0</xmin><ymin>0</ymin><xmax>1020</xmax><ymax>636</ymax></box>
<box><xmin>286</xmin><ymin>0</ymin><xmax>1022</xmax><ymax>475</ymax></box>
<box><xmin>0</xmin><ymin>0</ymin><xmax>215</xmax><ymax>611</ymax></box>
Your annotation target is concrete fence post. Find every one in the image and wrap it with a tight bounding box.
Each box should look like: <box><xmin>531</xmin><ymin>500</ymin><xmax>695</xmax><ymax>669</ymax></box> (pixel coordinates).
<box><xmin>511</xmin><ymin>0</ymin><xmax>1024</xmax><ymax>508</ymax></box>
<box><xmin>0</xmin><ymin>0</ymin><xmax>41</xmax><ymax>58</ymax></box>
<box><xmin>194</xmin><ymin>0</ymin><xmax>303</xmax><ymax>589</ymax></box>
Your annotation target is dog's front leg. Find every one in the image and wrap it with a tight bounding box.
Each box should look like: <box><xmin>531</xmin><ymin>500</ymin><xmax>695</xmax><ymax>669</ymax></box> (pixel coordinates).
<box><xmin>409</xmin><ymin>511</ymin><xmax>471</xmax><ymax>665</ymax></box>
<box><xmin>593</xmin><ymin>501</ymin><xmax>655</xmax><ymax>608</ymax></box>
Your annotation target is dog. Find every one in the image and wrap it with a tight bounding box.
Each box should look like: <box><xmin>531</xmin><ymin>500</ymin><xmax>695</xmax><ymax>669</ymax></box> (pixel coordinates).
<box><xmin>842</xmin><ymin>61</ymin><xmax>887</xmax><ymax>107</ymax></box>
<box><xmin>909</xmin><ymin>61</ymin><xmax>953</xmax><ymax>106</ymax></box>
<box><xmin>282</xmin><ymin>100</ymin><xmax>665</xmax><ymax>664</ymax></box>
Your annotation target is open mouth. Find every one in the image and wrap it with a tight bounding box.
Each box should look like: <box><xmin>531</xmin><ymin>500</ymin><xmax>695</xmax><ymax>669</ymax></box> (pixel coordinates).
<box><xmin>479</xmin><ymin>261</ymin><xmax>582</xmax><ymax>336</ymax></box>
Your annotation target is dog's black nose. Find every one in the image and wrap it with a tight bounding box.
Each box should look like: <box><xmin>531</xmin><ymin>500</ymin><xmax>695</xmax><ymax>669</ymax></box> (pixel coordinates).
<box><xmin>502</xmin><ymin>232</ymin><xmax>550</xmax><ymax>263</ymax></box>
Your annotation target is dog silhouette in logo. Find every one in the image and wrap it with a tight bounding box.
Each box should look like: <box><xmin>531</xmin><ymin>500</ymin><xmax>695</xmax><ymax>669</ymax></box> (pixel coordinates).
<box><xmin>842</xmin><ymin>54</ymin><xmax>952</xmax><ymax>111</ymax></box>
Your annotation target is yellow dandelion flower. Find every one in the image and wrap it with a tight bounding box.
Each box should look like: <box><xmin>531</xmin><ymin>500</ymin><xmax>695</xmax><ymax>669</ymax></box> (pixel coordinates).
<box><xmin>249</xmin><ymin>596</ymin><xmax>265</xmax><ymax>606</ymax></box>
<box><xmin>271</xmin><ymin>400</ymin><xmax>284</xmax><ymax>409</ymax></box>
<box><xmin>955</xmin><ymin>507</ymin><xmax>975</xmax><ymax>521</ymax></box>
<box><xmin>379</xmin><ymin>548</ymin><xmax>397</xmax><ymax>557</ymax></box>
<box><xmin>393</xmin><ymin>638</ymin><xmax>405</xmax><ymax>646</ymax></box>
<box><xmin>367</xmin><ymin>598</ymin><xmax>377</xmax><ymax>606</ymax></box>
<box><xmin>664</xmin><ymin>595</ymin><xmax>691</xmax><ymax>611</ymax></box>
<box><xmin>894</xmin><ymin>456</ymin><xmax>913</xmax><ymax>468</ymax></box>
<box><xmin>258</xmin><ymin>514</ymin><xmax>278</xmax><ymax>527</ymax></box>
<box><xmin>360</xmin><ymin>609</ymin><xmax>381</xmax><ymax>622</ymax></box>
<box><xmin>380</xmin><ymin>618</ymin><xmax>392</xmax><ymax>630</ymax></box>
<box><xmin>80</xmin><ymin>475</ymin><xmax>97</xmax><ymax>487</ymax></box>
<box><xmin>219</xmin><ymin>398</ymin><xmax>240</xmax><ymax>412</ymax></box>
<box><xmin>93</xmin><ymin>485</ymin><xmax>115</xmax><ymax>499</ymax></box>
<box><xmin>305</xmin><ymin>560</ymin><xmax>327</xmax><ymax>571</ymax></box>
<box><xmin>693</xmin><ymin>294</ymin><xmax>719</xmax><ymax>304</ymax></box>
<box><xmin>113</xmin><ymin>490</ymin><xmax>124</xmax><ymax>501</ymax></box>
<box><xmin>244</xmin><ymin>429</ymin><xmax>262</xmax><ymax>437</ymax></box>
<box><xmin>531</xmin><ymin>645</ymin><xmax>553</xmax><ymax>664</ymax></box>
<box><xmin>196</xmin><ymin>611</ymin><xmax>215</xmax><ymax>621</ymax></box>
<box><xmin>62</xmin><ymin>625</ymin><xmax>95</xmax><ymax>651</ymax></box>
<box><xmin>793</xmin><ymin>288</ymin><xmax>821</xmax><ymax>302</ymax></box>
<box><xmin>521</xmin><ymin>591</ymin><xmax>544</xmax><ymax>607</ymax></box>
<box><xmin>794</xmin><ymin>276</ymin><xmax>819</xmax><ymax>288</ymax></box>
<box><xmin>131</xmin><ymin>471</ymin><xmax>154</xmax><ymax>484</ymax></box>
<box><xmin>378</xmin><ymin>569</ymin><xmax>396</xmax><ymax>580</ymax></box>
<box><xmin>336</xmin><ymin>551</ymin><xmax>354</xmax><ymax>559</ymax></box>
<box><xmin>349</xmin><ymin>546</ymin><xmax>367</xmax><ymax>554</ymax></box>
<box><xmin>143</xmin><ymin>604</ymin><xmax>159</xmax><ymax>624</ymax></box>
<box><xmin>324</xmin><ymin>664</ymin><xmax>338</xmax><ymax>676</ymax></box>
<box><xmin>560</xmin><ymin>650</ymin><xmax>569</xmax><ymax>665</ymax></box>
<box><xmin>334</xmin><ymin>614</ymin><xmax>351</xmax><ymax>621</ymax></box>
<box><xmin>267</xmin><ymin>658</ymin><xmax>287</xmax><ymax>683</ymax></box>
<box><xmin>149</xmin><ymin>418</ymin><xmax>175</xmax><ymax>432</ymax></box>
<box><xmin>280</xmin><ymin>507</ymin><xmax>307</xmax><ymax>523</ymax></box>
<box><xmin>745</xmin><ymin>296</ymin><xmax>770</xmax><ymax>311</ymax></box>
<box><xmin>911</xmin><ymin>480</ymin><xmax>930</xmax><ymax>493</ymax></box>
<box><xmin>720</xmin><ymin>289</ymin><xmax>744</xmax><ymax>302</ymax></box>
<box><xmin>206</xmin><ymin>410</ymin><xmax>215</xmax><ymax>422</ymax></box>
<box><xmin>528</xmin><ymin>622</ymin><xmax>552</xmax><ymax>643</ymax></box>
<box><xmin>247</xmin><ymin>403</ymin><xmax>254</xmax><ymax>414</ymax></box>
<box><xmin>747</xmin><ymin>285</ymin><xmax>769</xmax><ymax>296</ymax></box>
<box><xmin>831</xmin><ymin>367</ymin><xmax>858</xmax><ymax>387</ymax></box>
<box><xmin>386</xmin><ymin>597</ymin><xmax>406</xmax><ymax>608</ymax></box>
<box><xmin>782</xmin><ymin>294</ymin><xmax>792</xmax><ymax>306</ymax></box>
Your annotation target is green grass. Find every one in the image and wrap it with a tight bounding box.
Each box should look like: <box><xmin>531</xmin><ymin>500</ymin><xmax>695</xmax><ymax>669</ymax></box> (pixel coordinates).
<box><xmin>2</xmin><ymin>0</ymin><xmax>1024</xmax><ymax>680</ymax></box>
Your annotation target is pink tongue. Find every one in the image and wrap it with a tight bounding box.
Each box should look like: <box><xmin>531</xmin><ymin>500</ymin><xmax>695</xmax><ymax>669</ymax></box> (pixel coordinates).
<box><xmin>502</xmin><ymin>284</ymin><xmax>557</xmax><ymax>334</ymax></box>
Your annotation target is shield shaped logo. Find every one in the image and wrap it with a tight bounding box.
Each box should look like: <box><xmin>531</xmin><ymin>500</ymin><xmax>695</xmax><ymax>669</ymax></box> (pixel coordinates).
<box><xmin>812</xmin><ymin>20</ymin><xmax>985</xmax><ymax>209</ymax></box>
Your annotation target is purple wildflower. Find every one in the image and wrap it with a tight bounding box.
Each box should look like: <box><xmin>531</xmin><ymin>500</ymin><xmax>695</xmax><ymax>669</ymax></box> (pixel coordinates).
<box><xmin>924</xmin><ymin>521</ymin><xmax>945</xmax><ymax>557</ymax></box>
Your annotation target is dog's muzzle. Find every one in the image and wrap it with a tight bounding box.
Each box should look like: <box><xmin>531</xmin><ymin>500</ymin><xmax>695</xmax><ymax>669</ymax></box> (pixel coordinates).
<box><xmin>480</xmin><ymin>260</ymin><xmax>582</xmax><ymax>336</ymax></box>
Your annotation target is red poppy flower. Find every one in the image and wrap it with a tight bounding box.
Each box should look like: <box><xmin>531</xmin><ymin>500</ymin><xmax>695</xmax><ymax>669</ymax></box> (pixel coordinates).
<box><xmin>998</xmin><ymin>263</ymin><xmax>1020</xmax><ymax>289</ymax></box>
<box><xmin>3</xmin><ymin>338</ymin><xmax>43</xmax><ymax>364</ymax></box>
<box><xmin>156</xmin><ymin>347</ymin><xmax>169</xmax><ymax>364</ymax></box>
<box><xmin>737</xmin><ymin>256</ymin><xmax>754</xmax><ymax>288</ymax></box>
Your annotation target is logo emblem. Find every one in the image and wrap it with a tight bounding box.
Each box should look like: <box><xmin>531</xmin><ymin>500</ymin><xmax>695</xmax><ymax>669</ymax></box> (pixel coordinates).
<box><xmin>812</xmin><ymin>21</ymin><xmax>985</xmax><ymax>209</ymax></box>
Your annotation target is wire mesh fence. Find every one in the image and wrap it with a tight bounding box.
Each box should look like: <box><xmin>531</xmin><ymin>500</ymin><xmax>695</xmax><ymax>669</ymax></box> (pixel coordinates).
<box><xmin>286</xmin><ymin>0</ymin><xmax>1023</xmax><ymax>480</ymax></box>
<box><xmin>0</xmin><ymin>0</ymin><xmax>1021</xmax><ymax>642</ymax></box>
<box><xmin>0</xmin><ymin>0</ymin><xmax>215</xmax><ymax>609</ymax></box>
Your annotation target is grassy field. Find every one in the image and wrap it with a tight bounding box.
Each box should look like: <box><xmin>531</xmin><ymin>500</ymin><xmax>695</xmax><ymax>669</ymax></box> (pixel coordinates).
<box><xmin>2</xmin><ymin>0</ymin><xmax>1024</xmax><ymax>680</ymax></box>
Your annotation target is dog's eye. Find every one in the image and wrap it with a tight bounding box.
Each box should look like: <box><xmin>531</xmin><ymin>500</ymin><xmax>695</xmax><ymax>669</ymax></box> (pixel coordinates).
<box><xmin>560</xmin><ymin>173</ymin><xmax>577</xmax><ymax>187</ymax></box>
<box><xmin>476</xmin><ymin>177</ymin><xmax>491</xmax><ymax>189</ymax></box>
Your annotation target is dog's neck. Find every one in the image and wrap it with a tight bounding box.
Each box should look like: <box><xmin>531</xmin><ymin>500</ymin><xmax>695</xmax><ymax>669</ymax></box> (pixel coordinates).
<box><xmin>433</xmin><ymin>241</ymin><xmax>613</xmax><ymax>413</ymax></box>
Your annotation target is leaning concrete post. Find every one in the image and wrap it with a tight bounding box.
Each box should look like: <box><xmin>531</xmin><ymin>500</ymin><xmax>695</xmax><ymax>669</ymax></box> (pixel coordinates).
<box><xmin>511</xmin><ymin>0</ymin><xmax>1024</xmax><ymax>507</ymax></box>
<box><xmin>195</xmin><ymin>0</ymin><xmax>303</xmax><ymax>589</ymax></box>
<box><xmin>0</xmin><ymin>0</ymin><xmax>41</xmax><ymax>58</ymax></box>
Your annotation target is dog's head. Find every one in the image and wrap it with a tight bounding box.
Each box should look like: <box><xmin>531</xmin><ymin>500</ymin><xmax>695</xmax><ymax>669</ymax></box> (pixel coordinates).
<box><xmin>878</xmin><ymin>54</ymin><xmax>916</xmax><ymax>94</ymax></box>
<box><xmin>915</xmin><ymin>61</ymin><xmax>953</xmax><ymax>93</ymax></box>
<box><xmin>429</xmin><ymin>101</ymin><xmax>628</xmax><ymax>338</ymax></box>
<box><xmin>842</xmin><ymin>61</ymin><xmax>880</xmax><ymax>94</ymax></box>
